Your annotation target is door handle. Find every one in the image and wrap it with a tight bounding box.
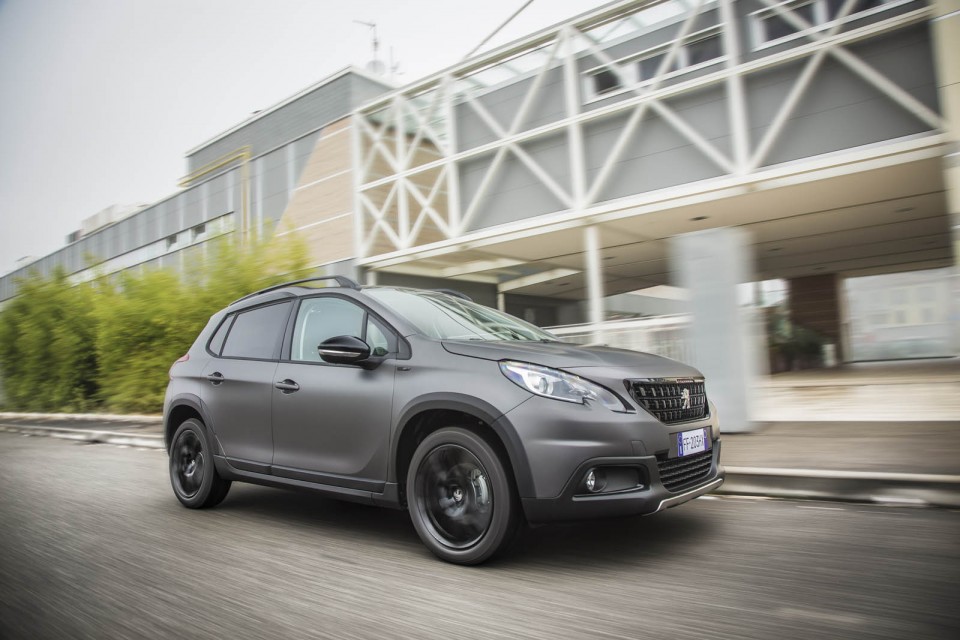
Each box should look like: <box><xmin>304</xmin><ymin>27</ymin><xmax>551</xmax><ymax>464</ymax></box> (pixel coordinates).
<box><xmin>274</xmin><ymin>379</ymin><xmax>300</xmax><ymax>393</ymax></box>
<box><xmin>206</xmin><ymin>372</ymin><xmax>224</xmax><ymax>384</ymax></box>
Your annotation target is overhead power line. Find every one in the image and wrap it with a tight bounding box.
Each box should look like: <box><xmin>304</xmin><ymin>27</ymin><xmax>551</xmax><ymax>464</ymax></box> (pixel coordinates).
<box><xmin>461</xmin><ymin>0</ymin><xmax>536</xmax><ymax>61</ymax></box>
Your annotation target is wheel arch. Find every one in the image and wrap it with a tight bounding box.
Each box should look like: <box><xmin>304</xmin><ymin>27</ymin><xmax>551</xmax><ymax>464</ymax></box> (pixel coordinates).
<box><xmin>391</xmin><ymin>394</ymin><xmax>535</xmax><ymax>502</ymax></box>
<box><xmin>164</xmin><ymin>394</ymin><xmax>219</xmax><ymax>454</ymax></box>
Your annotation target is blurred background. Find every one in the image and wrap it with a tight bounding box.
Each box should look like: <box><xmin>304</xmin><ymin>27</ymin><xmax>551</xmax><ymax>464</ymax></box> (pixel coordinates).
<box><xmin>0</xmin><ymin>0</ymin><xmax>958</xmax><ymax>638</ymax></box>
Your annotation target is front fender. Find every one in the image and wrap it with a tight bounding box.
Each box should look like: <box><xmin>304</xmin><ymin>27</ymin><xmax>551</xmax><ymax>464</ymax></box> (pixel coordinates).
<box><xmin>391</xmin><ymin>393</ymin><xmax>536</xmax><ymax>497</ymax></box>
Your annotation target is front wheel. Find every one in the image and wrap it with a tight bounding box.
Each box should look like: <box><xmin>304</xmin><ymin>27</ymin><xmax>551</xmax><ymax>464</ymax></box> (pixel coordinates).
<box><xmin>407</xmin><ymin>428</ymin><xmax>518</xmax><ymax>564</ymax></box>
<box><xmin>169</xmin><ymin>419</ymin><xmax>231</xmax><ymax>508</ymax></box>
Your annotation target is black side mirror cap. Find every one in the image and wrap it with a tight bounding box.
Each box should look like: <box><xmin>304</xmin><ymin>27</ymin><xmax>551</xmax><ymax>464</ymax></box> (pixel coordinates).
<box><xmin>317</xmin><ymin>335</ymin><xmax>371</xmax><ymax>365</ymax></box>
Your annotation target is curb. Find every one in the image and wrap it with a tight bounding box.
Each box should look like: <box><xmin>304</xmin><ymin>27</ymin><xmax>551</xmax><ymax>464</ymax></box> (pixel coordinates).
<box><xmin>721</xmin><ymin>466</ymin><xmax>960</xmax><ymax>509</ymax></box>
<box><xmin>0</xmin><ymin>412</ymin><xmax>162</xmax><ymax>423</ymax></box>
<box><xmin>0</xmin><ymin>424</ymin><xmax>164</xmax><ymax>450</ymax></box>
<box><xmin>4</xmin><ymin>423</ymin><xmax>958</xmax><ymax>508</ymax></box>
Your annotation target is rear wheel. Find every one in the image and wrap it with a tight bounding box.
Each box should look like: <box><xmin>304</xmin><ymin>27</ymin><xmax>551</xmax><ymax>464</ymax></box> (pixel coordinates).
<box><xmin>169</xmin><ymin>419</ymin><xmax>231</xmax><ymax>508</ymax></box>
<box><xmin>407</xmin><ymin>427</ymin><xmax>518</xmax><ymax>564</ymax></box>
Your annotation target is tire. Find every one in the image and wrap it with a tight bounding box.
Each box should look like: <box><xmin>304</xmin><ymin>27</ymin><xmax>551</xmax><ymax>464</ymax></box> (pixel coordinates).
<box><xmin>407</xmin><ymin>427</ymin><xmax>518</xmax><ymax>565</ymax></box>
<box><xmin>169</xmin><ymin>418</ymin><xmax>231</xmax><ymax>509</ymax></box>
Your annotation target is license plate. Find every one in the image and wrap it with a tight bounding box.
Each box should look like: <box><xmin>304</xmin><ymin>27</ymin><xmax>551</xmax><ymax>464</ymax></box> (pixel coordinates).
<box><xmin>677</xmin><ymin>428</ymin><xmax>708</xmax><ymax>457</ymax></box>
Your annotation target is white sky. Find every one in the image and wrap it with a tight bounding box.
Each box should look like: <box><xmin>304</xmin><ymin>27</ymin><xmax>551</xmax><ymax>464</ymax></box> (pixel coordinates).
<box><xmin>0</xmin><ymin>0</ymin><xmax>600</xmax><ymax>275</ymax></box>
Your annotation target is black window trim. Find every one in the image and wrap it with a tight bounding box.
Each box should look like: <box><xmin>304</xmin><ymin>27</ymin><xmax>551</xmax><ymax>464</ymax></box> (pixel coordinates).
<box><xmin>205</xmin><ymin>314</ymin><xmax>236</xmax><ymax>357</ymax></box>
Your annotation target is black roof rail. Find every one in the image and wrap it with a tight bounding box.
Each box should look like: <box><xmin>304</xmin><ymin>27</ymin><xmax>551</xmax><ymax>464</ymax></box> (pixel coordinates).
<box><xmin>230</xmin><ymin>276</ymin><xmax>361</xmax><ymax>306</ymax></box>
<box><xmin>432</xmin><ymin>288</ymin><xmax>473</xmax><ymax>302</ymax></box>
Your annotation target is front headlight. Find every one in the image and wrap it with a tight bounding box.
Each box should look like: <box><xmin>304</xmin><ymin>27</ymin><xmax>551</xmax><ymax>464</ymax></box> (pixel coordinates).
<box><xmin>499</xmin><ymin>360</ymin><xmax>630</xmax><ymax>412</ymax></box>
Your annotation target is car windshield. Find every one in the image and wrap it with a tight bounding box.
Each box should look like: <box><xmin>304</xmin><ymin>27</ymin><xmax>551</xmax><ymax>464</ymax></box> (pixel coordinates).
<box><xmin>366</xmin><ymin>288</ymin><xmax>558</xmax><ymax>342</ymax></box>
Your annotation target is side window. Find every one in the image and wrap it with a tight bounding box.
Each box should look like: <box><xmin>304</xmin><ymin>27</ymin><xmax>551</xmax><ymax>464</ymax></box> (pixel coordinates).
<box><xmin>207</xmin><ymin>315</ymin><xmax>233</xmax><ymax>356</ymax></box>
<box><xmin>292</xmin><ymin>297</ymin><xmax>366</xmax><ymax>362</ymax></box>
<box><xmin>221</xmin><ymin>301</ymin><xmax>293</xmax><ymax>360</ymax></box>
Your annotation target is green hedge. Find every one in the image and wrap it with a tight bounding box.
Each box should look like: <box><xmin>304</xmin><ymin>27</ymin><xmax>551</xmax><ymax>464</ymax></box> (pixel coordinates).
<box><xmin>0</xmin><ymin>235</ymin><xmax>308</xmax><ymax>413</ymax></box>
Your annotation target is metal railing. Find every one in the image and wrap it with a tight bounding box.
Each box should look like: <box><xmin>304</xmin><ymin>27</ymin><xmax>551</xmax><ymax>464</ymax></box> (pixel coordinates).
<box><xmin>547</xmin><ymin>315</ymin><xmax>694</xmax><ymax>363</ymax></box>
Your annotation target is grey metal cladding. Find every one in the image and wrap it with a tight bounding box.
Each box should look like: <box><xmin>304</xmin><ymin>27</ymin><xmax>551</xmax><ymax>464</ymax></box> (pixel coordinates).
<box><xmin>187</xmin><ymin>72</ymin><xmax>390</xmax><ymax>174</ymax></box>
<box><xmin>747</xmin><ymin>25</ymin><xmax>938</xmax><ymax>167</ymax></box>
<box><xmin>262</xmin><ymin>193</ymin><xmax>289</xmax><ymax>225</ymax></box>
<box><xmin>350</xmin><ymin>74</ymin><xmax>393</xmax><ymax>107</ymax></box>
<box><xmin>163</xmin><ymin>196</ymin><xmax>181</xmax><ymax>237</ymax></box>
<box><xmin>451</xmin><ymin>2</ymin><xmax>938</xmax><ymax>225</ymax></box>
<box><xmin>207</xmin><ymin>175</ymin><xmax>230</xmax><ymax>220</ymax></box>
<box><xmin>461</xmin><ymin>131</ymin><xmax>573</xmax><ymax>231</ymax></box>
<box><xmin>262</xmin><ymin>148</ymin><xmax>288</xmax><ymax>200</ymax></box>
<box><xmin>184</xmin><ymin>187</ymin><xmax>203</xmax><ymax>229</ymax></box>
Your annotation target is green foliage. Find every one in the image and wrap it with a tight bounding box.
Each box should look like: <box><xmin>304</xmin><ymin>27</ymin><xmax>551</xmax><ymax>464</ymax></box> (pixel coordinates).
<box><xmin>0</xmin><ymin>234</ymin><xmax>309</xmax><ymax>413</ymax></box>
<box><xmin>0</xmin><ymin>268</ymin><xmax>100</xmax><ymax>411</ymax></box>
<box><xmin>766</xmin><ymin>304</ymin><xmax>826</xmax><ymax>371</ymax></box>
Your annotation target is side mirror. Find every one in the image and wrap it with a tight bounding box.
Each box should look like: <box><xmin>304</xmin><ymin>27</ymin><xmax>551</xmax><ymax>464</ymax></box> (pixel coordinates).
<box><xmin>317</xmin><ymin>335</ymin><xmax>371</xmax><ymax>365</ymax></box>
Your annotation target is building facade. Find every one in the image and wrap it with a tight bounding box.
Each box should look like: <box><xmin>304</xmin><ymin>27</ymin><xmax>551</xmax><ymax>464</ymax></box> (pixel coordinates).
<box><xmin>2</xmin><ymin>0</ymin><xmax>958</xmax><ymax>372</ymax></box>
<box><xmin>0</xmin><ymin>68</ymin><xmax>391</xmax><ymax>299</ymax></box>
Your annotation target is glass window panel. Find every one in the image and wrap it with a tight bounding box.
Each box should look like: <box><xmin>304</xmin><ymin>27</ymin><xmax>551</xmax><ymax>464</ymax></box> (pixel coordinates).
<box><xmin>221</xmin><ymin>301</ymin><xmax>292</xmax><ymax>360</ymax></box>
<box><xmin>291</xmin><ymin>297</ymin><xmax>366</xmax><ymax>362</ymax></box>
<box><xmin>591</xmin><ymin>70</ymin><xmax>622</xmax><ymax>96</ymax></box>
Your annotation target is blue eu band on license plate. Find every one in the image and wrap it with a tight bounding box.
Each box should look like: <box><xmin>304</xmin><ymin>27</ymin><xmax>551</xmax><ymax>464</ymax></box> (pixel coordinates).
<box><xmin>677</xmin><ymin>428</ymin><xmax>708</xmax><ymax>457</ymax></box>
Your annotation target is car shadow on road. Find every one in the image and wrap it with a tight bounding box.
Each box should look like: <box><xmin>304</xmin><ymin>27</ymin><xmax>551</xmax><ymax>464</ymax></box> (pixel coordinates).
<box><xmin>500</xmin><ymin>507</ymin><xmax>714</xmax><ymax>569</ymax></box>
<box><xmin>212</xmin><ymin>484</ymin><xmax>716</xmax><ymax>570</ymax></box>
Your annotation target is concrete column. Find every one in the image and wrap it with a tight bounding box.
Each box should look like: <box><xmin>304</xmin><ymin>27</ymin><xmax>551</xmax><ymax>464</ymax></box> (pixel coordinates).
<box><xmin>787</xmin><ymin>274</ymin><xmax>844</xmax><ymax>362</ymax></box>
<box><xmin>931</xmin><ymin>0</ymin><xmax>960</xmax><ymax>354</ymax></box>
<box><xmin>584</xmin><ymin>226</ymin><xmax>605</xmax><ymax>343</ymax></box>
<box><xmin>670</xmin><ymin>227</ymin><xmax>757</xmax><ymax>433</ymax></box>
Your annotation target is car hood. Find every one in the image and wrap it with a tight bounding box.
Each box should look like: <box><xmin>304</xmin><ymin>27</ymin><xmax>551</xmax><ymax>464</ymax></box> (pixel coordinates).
<box><xmin>441</xmin><ymin>339</ymin><xmax>702</xmax><ymax>378</ymax></box>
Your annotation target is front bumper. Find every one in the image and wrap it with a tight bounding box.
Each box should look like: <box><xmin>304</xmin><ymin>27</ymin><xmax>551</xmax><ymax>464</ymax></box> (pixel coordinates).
<box><xmin>521</xmin><ymin>442</ymin><xmax>724</xmax><ymax>523</ymax></box>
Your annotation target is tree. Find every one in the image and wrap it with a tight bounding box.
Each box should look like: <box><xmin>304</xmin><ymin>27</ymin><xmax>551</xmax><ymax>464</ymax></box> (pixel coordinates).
<box><xmin>0</xmin><ymin>232</ymin><xmax>309</xmax><ymax>413</ymax></box>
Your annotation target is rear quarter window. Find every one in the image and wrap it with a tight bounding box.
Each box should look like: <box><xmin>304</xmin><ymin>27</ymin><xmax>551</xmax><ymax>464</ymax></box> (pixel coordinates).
<box><xmin>207</xmin><ymin>316</ymin><xmax>233</xmax><ymax>356</ymax></box>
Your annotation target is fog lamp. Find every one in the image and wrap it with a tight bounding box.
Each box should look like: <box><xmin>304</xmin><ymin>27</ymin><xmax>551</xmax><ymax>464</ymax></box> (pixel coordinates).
<box><xmin>584</xmin><ymin>469</ymin><xmax>606</xmax><ymax>493</ymax></box>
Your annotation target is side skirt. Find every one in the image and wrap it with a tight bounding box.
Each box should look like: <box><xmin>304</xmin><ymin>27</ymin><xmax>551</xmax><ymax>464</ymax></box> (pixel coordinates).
<box><xmin>213</xmin><ymin>455</ymin><xmax>404</xmax><ymax>510</ymax></box>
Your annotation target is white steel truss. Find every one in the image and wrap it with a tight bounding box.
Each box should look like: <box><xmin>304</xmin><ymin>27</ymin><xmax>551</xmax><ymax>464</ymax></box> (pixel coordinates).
<box><xmin>353</xmin><ymin>0</ymin><xmax>943</xmax><ymax>260</ymax></box>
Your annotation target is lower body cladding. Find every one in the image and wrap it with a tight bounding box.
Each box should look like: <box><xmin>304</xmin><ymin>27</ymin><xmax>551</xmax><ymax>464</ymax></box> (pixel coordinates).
<box><xmin>520</xmin><ymin>444</ymin><xmax>724</xmax><ymax>523</ymax></box>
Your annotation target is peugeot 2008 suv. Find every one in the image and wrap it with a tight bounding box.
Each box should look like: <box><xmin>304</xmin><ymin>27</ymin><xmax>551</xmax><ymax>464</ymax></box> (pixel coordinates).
<box><xmin>164</xmin><ymin>276</ymin><xmax>723</xmax><ymax>564</ymax></box>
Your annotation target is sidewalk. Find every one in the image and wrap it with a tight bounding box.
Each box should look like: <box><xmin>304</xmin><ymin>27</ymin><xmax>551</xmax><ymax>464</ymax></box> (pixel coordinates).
<box><xmin>755</xmin><ymin>357</ymin><xmax>960</xmax><ymax>422</ymax></box>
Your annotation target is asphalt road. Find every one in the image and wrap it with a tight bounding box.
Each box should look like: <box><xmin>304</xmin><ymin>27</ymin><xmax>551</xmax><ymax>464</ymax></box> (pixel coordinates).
<box><xmin>1</xmin><ymin>433</ymin><xmax>958</xmax><ymax>640</ymax></box>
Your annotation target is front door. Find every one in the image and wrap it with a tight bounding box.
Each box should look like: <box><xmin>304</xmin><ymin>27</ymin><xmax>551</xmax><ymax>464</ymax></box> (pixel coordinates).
<box><xmin>271</xmin><ymin>295</ymin><xmax>396</xmax><ymax>490</ymax></box>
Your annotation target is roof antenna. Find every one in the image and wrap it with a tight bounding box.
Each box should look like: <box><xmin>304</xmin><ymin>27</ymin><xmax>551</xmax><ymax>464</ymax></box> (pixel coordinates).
<box><xmin>354</xmin><ymin>20</ymin><xmax>386</xmax><ymax>76</ymax></box>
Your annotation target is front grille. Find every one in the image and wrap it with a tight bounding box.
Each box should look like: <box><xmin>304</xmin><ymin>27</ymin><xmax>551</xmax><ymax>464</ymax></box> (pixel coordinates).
<box><xmin>657</xmin><ymin>450</ymin><xmax>713</xmax><ymax>491</ymax></box>
<box><xmin>627</xmin><ymin>379</ymin><xmax>707</xmax><ymax>424</ymax></box>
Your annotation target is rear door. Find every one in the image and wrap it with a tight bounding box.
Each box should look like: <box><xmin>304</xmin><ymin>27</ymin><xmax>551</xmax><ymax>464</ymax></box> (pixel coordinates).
<box><xmin>271</xmin><ymin>295</ymin><xmax>397</xmax><ymax>490</ymax></box>
<box><xmin>200</xmin><ymin>300</ymin><xmax>293</xmax><ymax>467</ymax></box>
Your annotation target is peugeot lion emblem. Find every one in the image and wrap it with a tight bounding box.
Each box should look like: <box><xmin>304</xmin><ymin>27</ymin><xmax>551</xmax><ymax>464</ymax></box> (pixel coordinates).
<box><xmin>680</xmin><ymin>388</ymin><xmax>691</xmax><ymax>410</ymax></box>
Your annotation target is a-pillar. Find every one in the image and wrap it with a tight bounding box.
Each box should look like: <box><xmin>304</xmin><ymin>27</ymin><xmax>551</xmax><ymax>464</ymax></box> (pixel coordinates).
<box><xmin>932</xmin><ymin>0</ymin><xmax>960</xmax><ymax>354</ymax></box>
<box><xmin>670</xmin><ymin>227</ymin><xmax>757</xmax><ymax>433</ymax></box>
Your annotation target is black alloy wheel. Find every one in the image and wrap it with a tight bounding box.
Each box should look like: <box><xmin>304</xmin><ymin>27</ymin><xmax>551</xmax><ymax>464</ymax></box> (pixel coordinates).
<box><xmin>169</xmin><ymin>419</ymin><xmax>231</xmax><ymax>508</ymax></box>
<box><xmin>407</xmin><ymin>427</ymin><xmax>518</xmax><ymax>564</ymax></box>
<box><xmin>173</xmin><ymin>429</ymin><xmax>205</xmax><ymax>498</ymax></box>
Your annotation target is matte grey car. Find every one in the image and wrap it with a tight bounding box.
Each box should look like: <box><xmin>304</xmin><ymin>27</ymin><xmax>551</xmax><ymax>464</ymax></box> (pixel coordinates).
<box><xmin>164</xmin><ymin>276</ymin><xmax>723</xmax><ymax>564</ymax></box>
